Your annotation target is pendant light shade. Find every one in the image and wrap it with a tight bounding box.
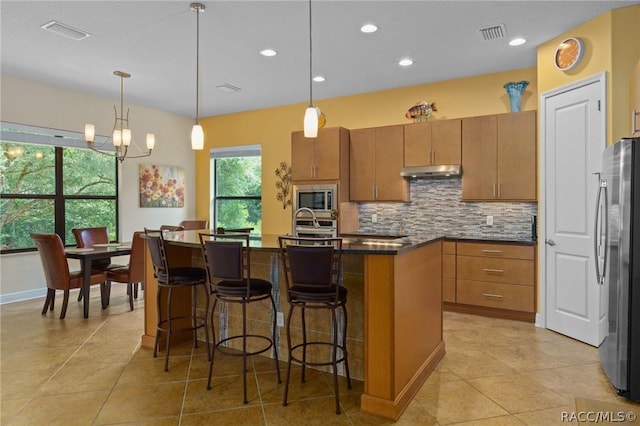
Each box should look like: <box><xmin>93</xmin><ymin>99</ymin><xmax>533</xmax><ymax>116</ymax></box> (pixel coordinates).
<box><xmin>191</xmin><ymin>124</ymin><xmax>204</xmax><ymax>150</ymax></box>
<box><xmin>303</xmin><ymin>0</ymin><xmax>317</xmax><ymax>138</ymax></box>
<box><xmin>304</xmin><ymin>106</ymin><xmax>318</xmax><ymax>138</ymax></box>
<box><xmin>191</xmin><ymin>3</ymin><xmax>205</xmax><ymax>150</ymax></box>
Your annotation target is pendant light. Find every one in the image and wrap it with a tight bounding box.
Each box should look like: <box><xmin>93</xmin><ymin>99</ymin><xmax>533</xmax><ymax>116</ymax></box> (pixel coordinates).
<box><xmin>303</xmin><ymin>0</ymin><xmax>318</xmax><ymax>138</ymax></box>
<box><xmin>191</xmin><ymin>2</ymin><xmax>205</xmax><ymax>150</ymax></box>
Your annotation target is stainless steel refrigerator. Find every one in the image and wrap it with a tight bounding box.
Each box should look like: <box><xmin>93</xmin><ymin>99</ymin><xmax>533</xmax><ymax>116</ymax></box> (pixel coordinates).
<box><xmin>596</xmin><ymin>136</ymin><xmax>640</xmax><ymax>402</ymax></box>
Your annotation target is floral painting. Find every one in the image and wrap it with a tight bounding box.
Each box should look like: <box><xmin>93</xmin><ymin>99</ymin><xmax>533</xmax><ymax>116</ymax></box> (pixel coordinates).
<box><xmin>139</xmin><ymin>164</ymin><xmax>185</xmax><ymax>208</ymax></box>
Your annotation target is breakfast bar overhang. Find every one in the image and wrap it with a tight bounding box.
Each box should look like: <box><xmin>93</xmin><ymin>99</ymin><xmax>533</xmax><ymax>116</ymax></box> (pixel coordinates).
<box><xmin>140</xmin><ymin>232</ymin><xmax>445</xmax><ymax>421</ymax></box>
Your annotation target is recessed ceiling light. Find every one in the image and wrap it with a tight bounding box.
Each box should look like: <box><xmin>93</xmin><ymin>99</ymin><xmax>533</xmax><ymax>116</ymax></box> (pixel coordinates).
<box><xmin>398</xmin><ymin>58</ymin><xmax>414</xmax><ymax>67</ymax></box>
<box><xmin>260</xmin><ymin>49</ymin><xmax>277</xmax><ymax>57</ymax></box>
<box><xmin>360</xmin><ymin>23</ymin><xmax>378</xmax><ymax>33</ymax></box>
<box><xmin>509</xmin><ymin>37</ymin><xmax>526</xmax><ymax>46</ymax></box>
<box><xmin>313</xmin><ymin>75</ymin><xmax>325</xmax><ymax>82</ymax></box>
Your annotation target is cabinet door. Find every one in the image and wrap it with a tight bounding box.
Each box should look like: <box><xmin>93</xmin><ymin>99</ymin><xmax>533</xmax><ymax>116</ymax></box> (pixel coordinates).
<box><xmin>403</xmin><ymin>122</ymin><xmax>431</xmax><ymax>167</ymax></box>
<box><xmin>431</xmin><ymin>119</ymin><xmax>462</xmax><ymax>165</ymax></box>
<box><xmin>291</xmin><ymin>131</ymin><xmax>315</xmax><ymax>181</ymax></box>
<box><xmin>375</xmin><ymin>125</ymin><xmax>408</xmax><ymax>201</ymax></box>
<box><xmin>313</xmin><ymin>127</ymin><xmax>340</xmax><ymax>180</ymax></box>
<box><xmin>349</xmin><ymin>128</ymin><xmax>376</xmax><ymax>201</ymax></box>
<box><xmin>497</xmin><ymin>111</ymin><xmax>536</xmax><ymax>200</ymax></box>
<box><xmin>462</xmin><ymin>115</ymin><xmax>497</xmax><ymax>200</ymax></box>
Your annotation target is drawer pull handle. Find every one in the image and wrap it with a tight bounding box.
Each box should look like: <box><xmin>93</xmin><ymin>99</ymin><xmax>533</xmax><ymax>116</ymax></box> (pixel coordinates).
<box><xmin>482</xmin><ymin>293</ymin><xmax>504</xmax><ymax>298</ymax></box>
<box><xmin>481</xmin><ymin>249</ymin><xmax>503</xmax><ymax>253</ymax></box>
<box><xmin>482</xmin><ymin>268</ymin><xmax>504</xmax><ymax>273</ymax></box>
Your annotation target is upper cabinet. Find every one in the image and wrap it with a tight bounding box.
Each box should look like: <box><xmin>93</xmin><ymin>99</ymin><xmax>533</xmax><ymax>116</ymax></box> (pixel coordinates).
<box><xmin>404</xmin><ymin>119</ymin><xmax>462</xmax><ymax>167</ymax></box>
<box><xmin>291</xmin><ymin>127</ymin><xmax>349</xmax><ymax>182</ymax></box>
<box><xmin>350</xmin><ymin>125</ymin><xmax>409</xmax><ymax>202</ymax></box>
<box><xmin>461</xmin><ymin>111</ymin><xmax>537</xmax><ymax>201</ymax></box>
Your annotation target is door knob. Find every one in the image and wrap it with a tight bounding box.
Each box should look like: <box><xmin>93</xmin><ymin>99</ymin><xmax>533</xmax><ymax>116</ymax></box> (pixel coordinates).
<box><xmin>545</xmin><ymin>239</ymin><xmax>556</xmax><ymax>246</ymax></box>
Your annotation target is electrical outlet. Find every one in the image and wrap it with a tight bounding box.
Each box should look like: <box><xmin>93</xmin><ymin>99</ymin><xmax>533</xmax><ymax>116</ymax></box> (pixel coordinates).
<box><xmin>277</xmin><ymin>312</ymin><xmax>284</xmax><ymax>327</ymax></box>
<box><xmin>486</xmin><ymin>215</ymin><xmax>494</xmax><ymax>226</ymax></box>
<box><xmin>372</xmin><ymin>213</ymin><xmax>378</xmax><ymax>223</ymax></box>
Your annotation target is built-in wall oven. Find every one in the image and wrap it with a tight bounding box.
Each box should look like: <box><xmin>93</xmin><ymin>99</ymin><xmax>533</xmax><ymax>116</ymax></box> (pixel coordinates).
<box><xmin>292</xmin><ymin>184</ymin><xmax>338</xmax><ymax>238</ymax></box>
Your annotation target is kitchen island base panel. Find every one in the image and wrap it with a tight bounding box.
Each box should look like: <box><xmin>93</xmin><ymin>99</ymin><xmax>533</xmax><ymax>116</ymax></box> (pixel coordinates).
<box><xmin>141</xmin><ymin>232</ymin><xmax>444</xmax><ymax>420</ymax></box>
<box><xmin>361</xmin><ymin>341</ymin><xmax>445</xmax><ymax>421</ymax></box>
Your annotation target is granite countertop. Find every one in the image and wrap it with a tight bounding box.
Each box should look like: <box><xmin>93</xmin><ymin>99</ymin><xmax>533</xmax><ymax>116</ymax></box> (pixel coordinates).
<box><xmin>163</xmin><ymin>231</ymin><xmax>445</xmax><ymax>255</ymax></box>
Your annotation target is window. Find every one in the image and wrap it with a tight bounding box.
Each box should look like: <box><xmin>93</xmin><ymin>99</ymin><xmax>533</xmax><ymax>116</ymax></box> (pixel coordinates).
<box><xmin>1</xmin><ymin>122</ymin><xmax>118</xmax><ymax>252</ymax></box>
<box><xmin>211</xmin><ymin>145</ymin><xmax>261</xmax><ymax>235</ymax></box>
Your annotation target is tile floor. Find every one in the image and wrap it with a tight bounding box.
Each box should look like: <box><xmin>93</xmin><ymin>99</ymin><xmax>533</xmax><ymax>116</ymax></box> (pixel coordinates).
<box><xmin>1</xmin><ymin>285</ymin><xmax>639</xmax><ymax>425</ymax></box>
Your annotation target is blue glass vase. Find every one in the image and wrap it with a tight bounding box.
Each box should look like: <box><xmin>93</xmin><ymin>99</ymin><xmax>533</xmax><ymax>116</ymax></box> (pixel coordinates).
<box><xmin>504</xmin><ymin>81</ymin><xmax>529</xmax><ymax>112</ymax></box>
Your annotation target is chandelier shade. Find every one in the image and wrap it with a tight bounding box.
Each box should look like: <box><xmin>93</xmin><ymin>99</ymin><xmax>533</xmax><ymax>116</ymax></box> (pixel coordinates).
<box><xmin>84</xmin><ymin>70</ymin><xmax>154</xmax><ymax>163</ymax></box>
<box><xmin>191</xmin><ymin>2</ymin><xmax>205</xmax><ymax>150</ymax></box>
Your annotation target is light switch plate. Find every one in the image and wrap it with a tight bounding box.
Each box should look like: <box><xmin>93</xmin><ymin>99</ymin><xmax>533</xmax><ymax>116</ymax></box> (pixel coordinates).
<box><xmin>486</xmin><ymin>215</ymin><xmax>494</xmax><ymax>226</ymax></box>
<box><xmin>372</xmin><ymin>213</ymin><xmax>378</xmax><ymax>223</ymax></box>
<box><xmin>277</xmin><ymin>312</ymin><xmax>284</xmax><ymax>327</ymax></box>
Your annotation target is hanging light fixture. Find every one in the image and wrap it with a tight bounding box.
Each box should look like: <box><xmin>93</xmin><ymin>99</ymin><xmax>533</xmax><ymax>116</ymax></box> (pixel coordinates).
<box><xmin>84</xmin><ymin>71</ymin><xmax>155</xmax><ymax>163</ymax></box>
<box><xmin>191</xmin><ymin>2</ymin><xmax>205</xmax><ymax>150</ymax></box>
<box><xmin>303</xmin><ymin>0</ymin><xmax>318</xmax><ymax>138</ymax></box>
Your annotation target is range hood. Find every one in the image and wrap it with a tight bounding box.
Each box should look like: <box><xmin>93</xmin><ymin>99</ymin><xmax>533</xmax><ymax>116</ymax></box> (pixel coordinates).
<box><xmin>400</xmin><ymin>164</ymin><xmax>462</xmax><ymax>178</ymax></box>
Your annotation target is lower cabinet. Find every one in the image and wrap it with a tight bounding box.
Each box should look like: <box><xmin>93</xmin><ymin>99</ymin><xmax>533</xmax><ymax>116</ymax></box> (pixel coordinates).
<box><xmin>444</xmin><ymin>241</ymin><xmax>536</xmax><ymax>322</ymax></box>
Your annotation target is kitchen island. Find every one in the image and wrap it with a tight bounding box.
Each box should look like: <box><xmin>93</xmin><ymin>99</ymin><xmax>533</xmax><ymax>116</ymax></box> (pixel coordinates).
<box><xmin>141</xmin><ymin>231</ymin><xmax>445</xmax><ymax>420</ymax></box>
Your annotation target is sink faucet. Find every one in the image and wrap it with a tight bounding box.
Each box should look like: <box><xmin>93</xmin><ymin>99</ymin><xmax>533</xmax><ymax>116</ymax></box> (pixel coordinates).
<box><xmin>293</xmin><ymin>207</ymin><xmax>320</xmax><ymax>228</ymax></box>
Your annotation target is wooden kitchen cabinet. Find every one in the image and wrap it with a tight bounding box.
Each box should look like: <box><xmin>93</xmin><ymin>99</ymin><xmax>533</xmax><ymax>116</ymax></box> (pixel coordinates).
<box><xmin>443</xmin><ymin>241</ymin><xmax>457</xmax><ymax>303</ymax></box>
<box><xmin>349</xmin><ymin>125</ymin><xmax>409</xmax><ymax>201</ymax></box>
<box><xmin>449</xmin><ymin>241</ymin><xmax>536</xmax><ymax>321</ymax></box>
<box><xmin>291</xmin><ymin>127</ymin><xmax>349</xmax><ymax>181</ymax></box>
<box><xmin>461</xmin><ymin>111</ymin><xmax>536</xmax><ymax>201</ymax></box>
<box><xmin>404</xmin><ymin>119</ymin><xmax>462</xmax><ymax>167</ymax></box>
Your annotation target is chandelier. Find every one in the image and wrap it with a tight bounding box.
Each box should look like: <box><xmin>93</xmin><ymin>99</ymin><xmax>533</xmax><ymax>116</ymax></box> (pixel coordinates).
<box><xmin>84</xmin><ymin>70</ymin><xmax>155</xmax><ymax>163</ymax></box>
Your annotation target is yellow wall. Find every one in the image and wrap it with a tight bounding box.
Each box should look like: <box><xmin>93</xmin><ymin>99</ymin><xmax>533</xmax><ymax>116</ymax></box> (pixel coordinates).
<box><xmin>537</xmin><ymin>5</ymin><xmax>640</xmax><ymax>143</ymax></box>
<box><xmin>196</xmin><ymin>67</ymin><xmax>537</xmax><ymax>235</ymax></box>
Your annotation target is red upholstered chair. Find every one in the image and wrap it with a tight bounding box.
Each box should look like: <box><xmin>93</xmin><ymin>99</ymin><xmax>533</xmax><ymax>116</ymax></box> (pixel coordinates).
<box><xmin>71</xmin><ymin>226</ymin><xmax>119</xmax><ymax>303</ymax></box>
<box><xmin>31</xmin><ymin>233</ymin><xmax>108</xmax><ymax>319</ymax></box>
<box><xmin>105</xmin><ymin>231</ymin><xmax>145</xmax><ymax>311</ymax></box>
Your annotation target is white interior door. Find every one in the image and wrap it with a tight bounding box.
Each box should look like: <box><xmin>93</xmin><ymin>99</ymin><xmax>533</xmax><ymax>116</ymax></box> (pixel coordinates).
<box><xmin>542</xmin><ymin>74</ymin><xmax>607</xmax><ymax>346</ymax></box>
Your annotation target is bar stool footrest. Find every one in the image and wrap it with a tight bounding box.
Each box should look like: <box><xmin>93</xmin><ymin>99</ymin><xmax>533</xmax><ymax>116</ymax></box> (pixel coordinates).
<box><xmin>289</xmin><ymin>341</ymin><xmax>348</xmax><ymax>367</ymax></box>
<box><xmin>216</xmin><ymin>334</ymin><xmax>274</xmax><ymax>357</ymax></box>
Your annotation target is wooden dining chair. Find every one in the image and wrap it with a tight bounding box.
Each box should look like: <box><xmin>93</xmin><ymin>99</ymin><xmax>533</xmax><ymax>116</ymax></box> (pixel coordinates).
<box><xmin>105</xmin><ymin>231</ymin><xmax>145</xmax><ymax>311</ymax></box>
<box><xmin>179</xmin><ymin>220</ymin><xmax>208</xmax><ymax>230</ymax></box>
<box><xmin>160</xmin><ymin>225</ymin><xmax>184</xmax><ymax>233</ymax></box>
<box><xmin>31</xmin><ymin>233</ymin><xmax>108</xmax><ymax>319</ymax></box>
<box><xmin>216</xmin><ymin>227</ymin><xmax>254</xmax><ymax>234</ymax></box>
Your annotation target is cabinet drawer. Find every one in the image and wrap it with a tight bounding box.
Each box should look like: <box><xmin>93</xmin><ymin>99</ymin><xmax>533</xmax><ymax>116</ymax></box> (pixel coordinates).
<box><xmin>457</xmin><ymin>280</ymin><xmax>534</xmax><ymax>312</ymax></box>
<box><xmin>457</xmin><ymin>242</ymin><xmax>534</xmax><ymax>260</ymax></box>
<box><xmin>443</xmin><ymin>254</ymin><xmax>456</xmax><ymax>278</ymax></box>
<box><xmin>457</xmin><ymin>256</ymin><xmax>533</xmax><ymax>286</ymax></box>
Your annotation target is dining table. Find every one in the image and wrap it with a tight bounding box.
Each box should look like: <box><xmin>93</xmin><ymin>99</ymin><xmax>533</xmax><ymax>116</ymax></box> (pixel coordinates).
<box><xmin>65</xmin><ymin>243</ymin><xmax>132</xmax><ymax>318</ymax></box>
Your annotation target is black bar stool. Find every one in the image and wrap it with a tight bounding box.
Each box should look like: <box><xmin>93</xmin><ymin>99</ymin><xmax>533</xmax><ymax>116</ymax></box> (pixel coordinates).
<box><xmin>199</xmin><ymin>232</ymin><xmax>281</xmax><ymax>404</ymax></box>
<box><xmin>144</xmin><ymin>228</ymin><xmax>210</xmax><ymax>371</ymax></box>
<box><xmin>278</xmin><ymin>236</ymin><xmax>351</xmax><ymax>414</ymax></box>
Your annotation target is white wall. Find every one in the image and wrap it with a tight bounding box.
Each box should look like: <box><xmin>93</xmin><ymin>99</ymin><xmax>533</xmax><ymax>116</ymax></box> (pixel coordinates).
<box><xmin>0</xmin><ymin>74</ymin><xmax>197</xmax><ymax>301</ymax></box>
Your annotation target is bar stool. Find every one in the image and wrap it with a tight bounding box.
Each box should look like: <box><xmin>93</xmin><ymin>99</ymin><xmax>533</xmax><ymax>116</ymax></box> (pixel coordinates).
<box><xmin>199</xmin><ymin>232</ymin><xmax>281</xmax><ymax>404</ymax></box>
<box><xmin>144</xmin><ymin>228</ymin><xmax>210</xmax><ymax>371</ymax></box>
<box><xmin>278</xmin><ymin>236</ymin><xmax>351</xmax><ymax>414</ymax></box>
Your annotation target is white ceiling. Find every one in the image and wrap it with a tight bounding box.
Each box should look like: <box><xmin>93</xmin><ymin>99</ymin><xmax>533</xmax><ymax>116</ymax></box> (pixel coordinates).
<box><xmin>2</xmin><ymin>1</ymin><xmax>638</xmax><ymax>119</ymax></box>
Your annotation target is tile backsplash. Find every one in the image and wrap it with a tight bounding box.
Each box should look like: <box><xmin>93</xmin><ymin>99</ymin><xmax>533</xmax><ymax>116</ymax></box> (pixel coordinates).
<box><xmin>356</xmin><ymin>178</ymin><xmax>537</xmax><ymax>240</ymax></box>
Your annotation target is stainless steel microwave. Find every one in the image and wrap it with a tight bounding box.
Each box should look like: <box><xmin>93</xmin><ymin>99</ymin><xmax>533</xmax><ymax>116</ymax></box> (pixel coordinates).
<box><xmin>293</xmin><ymin>184</ymin><xmax>337</xmax><ymax>216</ymax></box>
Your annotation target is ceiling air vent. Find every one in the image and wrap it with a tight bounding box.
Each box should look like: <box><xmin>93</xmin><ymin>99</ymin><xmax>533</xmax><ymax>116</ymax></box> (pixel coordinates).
<box><xmin>41</xmin><ymin>20</ymin><xmax>90</xmax><ymax>41</ymax></box>
<box><xmin>216</xmin><ymin>83</ymin><xmax>242</xmax><ymax>93</ymax></box>
<box><xmin>477</xmin><ymin>24</ymin><xmax>506</xmax><ymax>41</ymax></box>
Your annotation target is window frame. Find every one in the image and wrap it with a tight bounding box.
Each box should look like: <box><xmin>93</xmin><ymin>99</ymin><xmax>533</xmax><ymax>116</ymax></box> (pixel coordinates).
<box><xmin>211</xmin><ymin>145</ymin><xmax>262</xmax><ymax>235</ymax></box>
<box><xmin>1</xmin><ymin>122</ymin><xmax>119</xmax><ymax>253</ymax></box>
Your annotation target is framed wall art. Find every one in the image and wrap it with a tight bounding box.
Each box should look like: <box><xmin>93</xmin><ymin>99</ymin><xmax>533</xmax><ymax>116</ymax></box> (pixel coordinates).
<box><xmin>139</xmin><ymin>164</ymin><xmax>185</xmax><ymax>208</ymax></box>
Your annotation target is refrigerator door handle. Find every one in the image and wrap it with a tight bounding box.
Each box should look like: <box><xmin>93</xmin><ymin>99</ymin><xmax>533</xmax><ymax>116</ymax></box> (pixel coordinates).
<box><xmin>593</xmin><ymin>176</ymin><xmax>608</xmax><ymax>285</ymax></box>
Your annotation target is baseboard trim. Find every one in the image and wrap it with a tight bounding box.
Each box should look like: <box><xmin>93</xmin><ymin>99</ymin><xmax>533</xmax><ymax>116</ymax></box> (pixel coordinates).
<box><xmin>0</xmin><ymin>287</ymin><xmax>48</xmax><ymax>305</ymax></box>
